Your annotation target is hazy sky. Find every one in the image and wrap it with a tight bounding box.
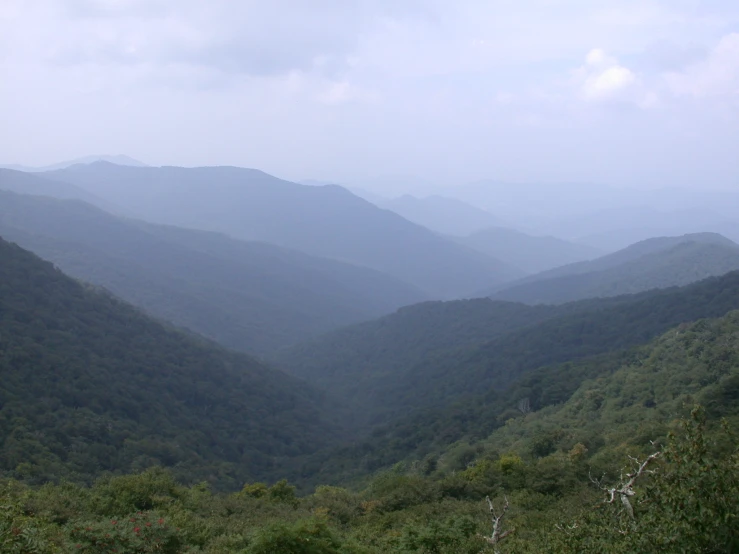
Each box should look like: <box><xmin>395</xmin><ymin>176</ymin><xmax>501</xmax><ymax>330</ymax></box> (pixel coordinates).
<box><xmin>1</xmin><ymin>0</ymin><xmax>738</xmax><ymax>189</ymax></box>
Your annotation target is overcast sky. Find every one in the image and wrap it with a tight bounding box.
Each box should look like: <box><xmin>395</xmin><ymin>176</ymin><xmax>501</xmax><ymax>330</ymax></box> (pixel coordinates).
<box><xmin>1</xmin><ymin>0</ymin><xmax>738</xmax><ymax>190</ymax></box>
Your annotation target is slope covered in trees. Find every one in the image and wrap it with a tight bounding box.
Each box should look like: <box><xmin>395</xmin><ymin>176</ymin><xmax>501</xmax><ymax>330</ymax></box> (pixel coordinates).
<box><xmin>276</xmin><ymin>271</ymin><xmax>739</xmax><ymax>432</ymax></box>
<box><xmin>491</xmin><ymin>237</ymin><xmax>739</xmax><ymax>305</ymax></box>
<box><xmin>3</xmin><ymin>312</ymin><xmax>737</xmax><ymax>553</ymax></box>
<box><xmin>0</xmin><ymin>189</ymin><xmax>426</xmax><ymax>354</ymax></box>
<box><xmin>0</xmin><ymin>236</ymin><xmax>345</xmax><ymax>489</ymax></box>
<box><xmin>41</xmin><ymin>163</ymin><xmax>522</xmax><ymax>297</ymax></box>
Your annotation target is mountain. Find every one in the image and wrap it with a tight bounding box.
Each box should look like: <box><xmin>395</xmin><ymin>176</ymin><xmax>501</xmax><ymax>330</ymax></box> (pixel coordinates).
<box><xmin>439</xmin><ymin>180</ymin><xmax>633</xmax><ymax>225</ymax></box>
<box><xmin>488</xmin><ymin>233</ymin><xmax>739</xmax><ymax>304</ymax></box>
<box><xmin>41</xmin><ymin>163</ymin><xmax>522</xmax><ymax>297</ymax></box>
<box><xmin>0</xmin><ymin>188</ymin><xmax>427</xmax><ymax>354</ymax></box>
<box><xmin>275</xmin><ymin>271</ymin><xmax>739</xmax><ymax>437</ymax></box>
<box><xmin>455</xmin><ymin>226</ymin><xmax>601</xmax><ymax>274</ymax></box>
<box><xmin>0</xmin><ymin>154</ymin><xmax>148</xmax><ymax>172</ymax></box>
<box><xmin>0</xmin><ymin>236</ymin><xmax>345</xmax><ymax>489</ymax></box>
<box><xmin>378</xmin><ymin>194</ymin><xmax>505</xmax><ymax>236</ymax></box>
<box><xmin>537</xmin><ymin>205</ymin><xmax>739</xmax><ymax>250</ymax></box>
<box><xmin>0</xmin><ymin>167</ymin><xmax>109</xmax><ymax>205</ymax></box>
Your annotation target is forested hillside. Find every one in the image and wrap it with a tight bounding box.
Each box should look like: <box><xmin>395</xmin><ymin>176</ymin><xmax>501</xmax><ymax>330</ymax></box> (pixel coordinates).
<box><xmin>277</xmin><ymin>271</ymin><xmax>739</xmax><ymax>431</ymax></box>
<box><xmin>3</xmin><ymin>311</ymin><xmax>737</xmax><ymax>553</ymax></box>
<box><xmin>42</xmin><ymin>163</ymin><xmax>522</xmax><ymax>297</ymax></box>
<box><xmin>0</xmin><ymin>237</ymin><xmax>345</xmax><ymax>489</ymax></box>
<box><xmin>0</xmin><ymin>189</ymin><xmax>426</xmax><ymax>354</ymax></box>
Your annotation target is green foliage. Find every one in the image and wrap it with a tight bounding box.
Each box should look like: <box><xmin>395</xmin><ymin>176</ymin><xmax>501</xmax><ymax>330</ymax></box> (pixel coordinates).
<box><xmin>247</xmin><ymin>519</ymin><xmax>342</xmax><ymax>554</ymax></box>
<box><xmin>66</xmin><ymin>511</ymin><xmax>185</xmax><ymax>554</ymax></box>
<box><xmin>549</xmin><ymin>408</ymin><xmax>739</xmax><ymax>553</ymax></box>
<box><xmin>0</xmin><ymin>237</ymin><xmax>342</xmax><ymax>489</ymax></box>
<box><xmin>287</xmin><ymin>273</ymin><xmax>739</xmax><ymax>486</ymax></box>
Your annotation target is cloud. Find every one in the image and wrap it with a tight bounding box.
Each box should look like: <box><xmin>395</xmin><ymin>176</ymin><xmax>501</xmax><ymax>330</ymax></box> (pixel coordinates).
<box><xmin>665</xmin><ymin>33</ymin><xmax>739</xmax><ymax>97</ymax></box>
<box><xmin>576</xmin><ymin>48</ymin><xmax>638</xmax><ymax>101</ymax></box>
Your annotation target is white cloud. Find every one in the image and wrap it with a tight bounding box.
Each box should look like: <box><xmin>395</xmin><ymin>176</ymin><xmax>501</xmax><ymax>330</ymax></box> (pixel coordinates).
<box><xmin>575</xmin><ymin>48</ymin><xmax>640</xmax><ymax>102</ymax></box>
<box><xmin>665</xmin><ymin>33</ymin><xmax>739</xmax><ymax>97</ymax></box>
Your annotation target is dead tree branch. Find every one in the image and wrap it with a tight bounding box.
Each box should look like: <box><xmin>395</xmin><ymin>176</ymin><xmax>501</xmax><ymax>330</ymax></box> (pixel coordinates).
<box><xmin>479</xmin><ymin>495</ymin><xmax>515</xmax><ymax>550</ymax></box>
<box><xmin>600</xmin><ymin>451</ymin><xmax>661</xmax><ymax>520</ymax></box>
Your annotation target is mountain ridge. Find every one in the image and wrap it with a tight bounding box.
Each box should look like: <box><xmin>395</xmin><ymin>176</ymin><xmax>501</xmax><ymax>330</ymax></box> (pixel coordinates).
<box><xmin>41</xmin><ymin>163</ymin><xmax>523</xmax><ymax>297</ymax></box>
<box><xmin>0</xmin><ymin>187</ymin><xmax>427</xmax><ymax>354</ymax></box>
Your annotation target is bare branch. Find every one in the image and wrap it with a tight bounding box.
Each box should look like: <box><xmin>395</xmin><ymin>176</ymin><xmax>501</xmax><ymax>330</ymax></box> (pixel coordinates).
<box><xmin>602</xmin><ymin>451</ymin><xmax>661</xmax><ymax>520</ymax></box>
<box><xmin>481</xmin><ymin>495</ymin><xmax>515</xmax><ymax>549</ymax></box>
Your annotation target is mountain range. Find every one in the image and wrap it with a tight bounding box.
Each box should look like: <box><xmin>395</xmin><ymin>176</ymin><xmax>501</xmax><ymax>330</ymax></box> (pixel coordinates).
<box><xmin>377</xmin><ymin>194</ymin><xmax>505</xmax><ymax>236</ymax></box>
<box><xmin>40</xmin><ymin>163</ymin><xmax>522</xmax><ymax>297</ymax></box>
<box><xmin>0</xmin><ymin>154</ymin><xmax>147</xmax><ymax>172</ymax></box>
<box><xmin>0</xmin><ymin>183</ymin><xmax>427</xmax><ymax>354</ymax></box>
<box><xmin>454</xmin><ymin>226</ymin><xmax>601</xmax><ymax>274</ymax></box>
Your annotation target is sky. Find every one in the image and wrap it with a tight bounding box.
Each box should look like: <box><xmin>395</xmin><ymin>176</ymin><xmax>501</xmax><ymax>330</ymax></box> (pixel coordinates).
<box><xmin>1</xmin><ymin>0</ymin><xmax>738</xmax><ymax>191</ymax></box>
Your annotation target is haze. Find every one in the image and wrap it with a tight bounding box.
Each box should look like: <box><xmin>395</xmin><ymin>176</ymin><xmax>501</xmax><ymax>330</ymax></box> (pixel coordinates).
<box><xmin>2</xmin><ymin>0</ymin><xmax>738</xmax><ymax>192</ymax></box>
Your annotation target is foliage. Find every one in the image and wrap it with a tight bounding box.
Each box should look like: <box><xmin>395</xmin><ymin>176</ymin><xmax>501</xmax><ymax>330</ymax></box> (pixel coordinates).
<box><xmin>281</xmin><ymin>272</ymin><xmax>739</xmax><ymax>485</ymax></box>
<box><xmin>0</xmin><ymin>237</ymin><xmax>343</xmax><ymax>489</ymax></box>
<box><xmin>549</xmin><ymin>407</ymin><xmax>739</xmax><ymax>553</ymax></box>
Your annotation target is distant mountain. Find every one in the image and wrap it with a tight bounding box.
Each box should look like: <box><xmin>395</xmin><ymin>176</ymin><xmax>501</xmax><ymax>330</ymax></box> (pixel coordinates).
<box><xmin>1</xmin><ymin>154</ymin><xmax>148</xmax><ymax>172</ymax></box>
<box><xmin>440</xmin><ymin>181</ymin><xmax>739</xmax><ymax>247</ymax></box>
<box><xmin>43</xmin><ymin>163</ymin><xmax>522</xmax><ymax>297</ymax></box>
<box><xmin>0</xmin><ymin>167</ymin><xmax>109</xmax><ymax>205</ymax></box>
<box><xmin>440</xmin><ymin>180</ymin><xmax>633</xmax><ymax>224</ymax></box>
<box><xmin>488</xmin><ymin>233</ymin><xmax>739</xmax><ymax>304</ymax></box>
<box><xmin>0</xmin><ymin>236</ymin><xmax>344</xmax><ymax>488</ymax></box>
<box><xmin>455</xmin><ymin>226</ymin><xmax>601</xmax><ymax>274</ymax></box>
<box><xmin>0</xmin><ymin>187</ymin><xmax>427</xmax><ymax>354</ymax></box>
<box><xmin>536</xmin><ymin>206</ymin><xmax>739</xmax><ymax>250</ymax></box>
<box><xmin>378</xmin><ymin>194</ymin><xmax>505</xmax><ymax>236</ymax></box>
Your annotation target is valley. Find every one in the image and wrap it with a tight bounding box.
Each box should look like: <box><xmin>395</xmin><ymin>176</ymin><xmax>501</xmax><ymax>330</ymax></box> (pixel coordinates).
<box><xmin>1</xmin><ymin>158</ymin><xmax>738</xmax><ymax>552</ymax></box>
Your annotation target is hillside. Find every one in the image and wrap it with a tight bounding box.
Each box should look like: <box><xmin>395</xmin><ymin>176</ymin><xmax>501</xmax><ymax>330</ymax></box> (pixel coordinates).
<box><xmin>474</xmin><ymin>310</ymin><xmax>739</xmax><ymax>463</ymax></box>
<box><xmin>0</xmin><ymin>189</ymin><xmax>426</xmax><ymax>354</ymax></box>
<box><xmin>378</xmin><ymin>194</ymin><xmax>504</xmax><ymax>236</ymax></box>
<box><xmin>271</xmin><ymin>299</ymin><xmax>565</xmax><ymax>415</ymax></box>
<box><xmin>455</xmin><ymin>226</ymin><xmax>601</xmax><ymax>274</ymax></box>
<box><xmin>276</xmin><ymin>271</ymin><xmax>739</xmax><ymax>435</ymax></box>
<box><xmin>491</xmin><ymin>237</ymin><xmax>739</xmax><ymax>304</ymax></box>
<box><xmin>42</xmin><ymin>163</ymin><xmax>522</xmax><ymax>297</ymax></box>
<box><xmin>0</xmin><ymin>236</ymin><xmax>346</xmax><ymax>489</ymax></box>
<box><xmin>3</xmin><ymin>304</ymin><xmax>737</xmax><ymax>554</ymax></box>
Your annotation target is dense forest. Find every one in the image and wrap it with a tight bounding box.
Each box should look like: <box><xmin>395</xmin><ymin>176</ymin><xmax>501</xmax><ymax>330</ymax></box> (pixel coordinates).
<box><xmin>275</xmin><ymin>270</ymin><xmax>739</xmax><ymax>429</ymax></box>
<box><xmin>0</xmin><ymin>238</ymin><xmax>346</xmax><ymax>489</ymax></box>
<box><xmin>1</xmin><ymin>163</ymin><xmax>738</xmax><ymax>553</ymax></box>
<box><xmin>2</xmin><ymin>309</ymin><xmax>737</xmax><ymax>552</ymax></box>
